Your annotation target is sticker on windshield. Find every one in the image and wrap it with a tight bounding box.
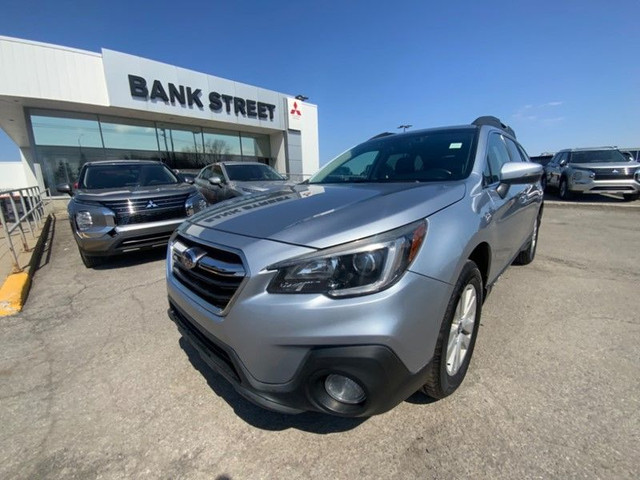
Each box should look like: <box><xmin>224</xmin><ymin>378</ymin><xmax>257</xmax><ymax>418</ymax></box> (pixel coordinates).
<box><xmin>449</xmin><ymin>143</ymin><xmax>463</xmax><ymax>149</ymax></box>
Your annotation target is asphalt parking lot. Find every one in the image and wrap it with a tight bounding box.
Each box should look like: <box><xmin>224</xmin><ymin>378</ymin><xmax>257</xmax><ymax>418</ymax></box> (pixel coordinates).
<box><xmin>1</xmin><ymin>202</ymin><xmax>638</xmax><ymax>479</ymax></box>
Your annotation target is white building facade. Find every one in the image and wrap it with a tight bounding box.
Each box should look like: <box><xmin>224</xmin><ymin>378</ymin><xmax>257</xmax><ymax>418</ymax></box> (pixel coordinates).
<box><xmin>0</xmin><ymin>36</ymin><xmax>319</xmax><ymax>193</ymax></box>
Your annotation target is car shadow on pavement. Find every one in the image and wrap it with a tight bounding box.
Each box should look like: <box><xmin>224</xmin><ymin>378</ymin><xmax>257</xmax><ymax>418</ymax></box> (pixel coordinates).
<box><xmin>179</xmin><ymin>338</ymin><xmax>367</xmax><ymax>433</ymax></box>
<box><xmin>91</xmin><ymin>248</ymin><xmax>167</xmax><ymax>270</ymax></box>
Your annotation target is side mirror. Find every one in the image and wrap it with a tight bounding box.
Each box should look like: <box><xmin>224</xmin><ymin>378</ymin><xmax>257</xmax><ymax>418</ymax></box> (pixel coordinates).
<box><xmin>56</xmin><ymin>183</ymin><xmax>73</xmax><ymax>196</ymax></box>
<box><xmin>496</xmin><ymin>162</ymin><xmax>543</xmax><ymax>198</ymax></box>
<box><xmin>180</xmin><ymin>174</ymin><xmax>195</xmax><ymax>184</ymax></box>
<box><xmin>559</xmin><ymin>159</ymin><xmax>568</xmax><ymax>167</ymax></box>
<box><xmin>208</xmin><ymin>174</ymin><xmax>223</xmax><ymax>186</ymax></box>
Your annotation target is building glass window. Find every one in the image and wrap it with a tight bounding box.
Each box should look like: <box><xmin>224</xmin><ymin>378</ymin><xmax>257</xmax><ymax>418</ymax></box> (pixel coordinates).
<box><xmin>202</xmin><ymin>128</ymin><xmax>242</xmax><ymax>162</ymax></box>
<box><xmin>240</xmin><ymin>133</ymin><xmax>271</xmax><ymax>159</ymax></box>
<box><xmin>31</xmin><ymin>112</ymin><xmax>103</xmax><ymax>148</ymax></box>
<box><xmin>28</xmin><ymin>109</ymin><xmax>280</xmax><ymax>192</ymax></box>
<box><xmin>100</xmin><ymin>117</ymin><xmax>159</xmax><ymax>151</ymax></box>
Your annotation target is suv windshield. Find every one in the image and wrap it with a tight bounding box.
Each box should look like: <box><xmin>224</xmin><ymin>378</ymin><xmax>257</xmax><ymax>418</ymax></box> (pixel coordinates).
<box><xmin>81</xmin><ymin>164</ymin><xmax>179</xmax><ymax>189</ymax></box>
<box><xmin>570</xmin><ymin>150</ymin><xmax>629</xmax><ymax>164</ymax></box>
<box><xmin>225</xmin><ymin>164</ymin><xmax>286</xmax><ymax>181</ymax></box>
<box><xmin>310</xmin><ymin>129</ymin><xmax>477</xmax><ymax>184</ymax></box>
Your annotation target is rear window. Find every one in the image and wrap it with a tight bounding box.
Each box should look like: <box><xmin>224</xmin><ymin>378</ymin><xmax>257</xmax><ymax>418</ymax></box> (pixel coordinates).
<box><xmin>81</xmin><ymin>164</ymin><xmax>178</xmax><ymax>189</ymax></box>
<box><xmin>310</xmin><ymin>129</ymin><xmax>477</xmax><ymax>184</ymax></box>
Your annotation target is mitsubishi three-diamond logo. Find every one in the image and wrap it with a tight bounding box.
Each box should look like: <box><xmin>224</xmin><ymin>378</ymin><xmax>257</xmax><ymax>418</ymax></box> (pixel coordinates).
<box><xmin>290</xmin><ymin>101</ymin><xmax>302</xmax><ymax>117</ymax></box>
<box><xmin>146</xmin><ymin>200</ymin><xmax>158</xmax><ymax>209</ymax></box>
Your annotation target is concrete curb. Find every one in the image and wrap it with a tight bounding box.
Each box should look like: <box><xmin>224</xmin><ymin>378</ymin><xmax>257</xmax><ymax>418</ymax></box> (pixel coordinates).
<box><xmin>0</xmin><ymin>213</ymin><xmax>54</xmax><ymax>317</ymax></box>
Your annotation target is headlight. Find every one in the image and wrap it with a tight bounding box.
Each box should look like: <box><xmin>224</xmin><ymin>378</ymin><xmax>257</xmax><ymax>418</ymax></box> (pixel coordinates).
<box><xmin>75</xmin><ymin>211</ymin><xmax>93</xmax><ymax>231</ymax></box>
<box><xmin>572</xmin><ymin>170</ymin><xmax>594</xmax><ymax>182</ymax></box>
<box><xmin>185</xmin><ymin>193</ymin><xmax>207</xmax><ymax>216</ymax></box>
<box><xmin>635</xmin><ymin>169</ymin><xmax>640</xmax><ymax>182</ymax></box>
<box><xmin>267</xmin><ymin>220</ymin><xmax>427</xmax><ymax>298</ymax></box>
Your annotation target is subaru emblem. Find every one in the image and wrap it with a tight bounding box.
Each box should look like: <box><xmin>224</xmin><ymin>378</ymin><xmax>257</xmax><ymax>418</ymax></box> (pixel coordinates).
<box><xmin>180</xmin><ymin>247</ymin><xmax>206</xmax><ymax>270</ymax></box>
<box><xmin>146</xmin><ymin>200</ymin><xmax>158</xmax><ymax>209</ymax></box>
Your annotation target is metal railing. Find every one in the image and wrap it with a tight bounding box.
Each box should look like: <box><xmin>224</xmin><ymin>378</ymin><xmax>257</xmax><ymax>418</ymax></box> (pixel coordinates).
<box><xmin>0</xmin><ymin>187</ymin><xmax>49</xmax><ymax>273</ymax></box>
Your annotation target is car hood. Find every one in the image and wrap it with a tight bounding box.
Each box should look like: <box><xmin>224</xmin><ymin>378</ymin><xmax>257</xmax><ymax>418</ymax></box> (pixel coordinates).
<box><xmin>189</xmin><ymin>182</ymin><xmax>466</xmax><ymax>248</ymax></box>
<box><xmin>73</xmin><ymin>182</ymin><xmax>196</xmax><ymax>203</ymax></box>
<box><xmin>570</xmin><ymin>162</ymin><xmax>640</xmax><ymax>170</ymax></box>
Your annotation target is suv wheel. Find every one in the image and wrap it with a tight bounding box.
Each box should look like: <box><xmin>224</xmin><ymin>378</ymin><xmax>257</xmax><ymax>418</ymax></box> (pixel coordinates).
<box><xmin>559</xmin><ymin>178</ymin><xmax>573</xmax><ymax>200</ymax></box>
<box><xmin>422</xmin><ymin>261</ymin><xmax>482</xmax><ymax>399</ymax></box>
<box><xmin>514</xmin><ymin>214</ymin><xmax>540</xmax><ymax>265</ymax></box>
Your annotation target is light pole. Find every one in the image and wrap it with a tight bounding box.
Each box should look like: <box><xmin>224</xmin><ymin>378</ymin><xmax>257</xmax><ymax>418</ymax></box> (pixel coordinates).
<box><xmin>397</xmin><ymin>124</ymin><xmax>412</xmax><ymax>133</ymax></box>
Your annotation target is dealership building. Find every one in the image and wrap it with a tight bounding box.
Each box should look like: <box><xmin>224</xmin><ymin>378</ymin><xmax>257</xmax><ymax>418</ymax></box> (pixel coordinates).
<box><xmin>0</xmin><ymin>36</ymin><xmax>319</xmax><ymax>193</ymax></box>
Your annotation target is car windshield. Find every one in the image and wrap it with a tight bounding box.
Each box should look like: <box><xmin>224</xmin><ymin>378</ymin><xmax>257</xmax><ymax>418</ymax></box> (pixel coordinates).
<box><xmin>225</xmin><ymin>164</ymin><xmax>286</xmax><ymax>181</ymax></box>
<box><xmin>81</xmin><ymin>164</ymin><xmax>179</xmax><ymax>189</ymax></box>
<box><xmin>570</xmin><ymin>150</ymin><xmax>629</xmax><ymax>164</ymax></box>
<box><xmin>309</xmin><ymin>129</ymin><xmax>477</xmax><ymax>184</ymax></box>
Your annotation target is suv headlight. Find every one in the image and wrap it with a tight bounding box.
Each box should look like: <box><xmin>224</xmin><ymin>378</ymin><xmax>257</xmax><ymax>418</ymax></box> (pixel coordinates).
<box><xmin>572</xmin><ymin>170</ymin><xmax>595</xmax><ymax>182</ymax></box>
<box><xmin>635</xmin><ymin>169</ymin><xmax>640</xmax><ymax>183</ymax></box>
<box><xmin>75</xmin><ymin>211</ymin><xmax>93</xmax><ymax>231</ymax></box>
<box><xmin>267</xmin><ymin>220</ymin><xmax>427</xmax><ymax>298</ymax></box>
<box><xmin>185</xmin><ymin>193</ymin><xmax>207</xmax><ymax>216</ymax></box>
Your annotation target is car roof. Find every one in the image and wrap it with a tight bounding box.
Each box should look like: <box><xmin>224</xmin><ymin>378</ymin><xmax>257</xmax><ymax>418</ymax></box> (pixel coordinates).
<box><xmin>559</xmin><ymin>147</ymin><xmax>619</xmax><ymax>153</ymax></box>
<box><xmin>84</xmin><ymin>159</ymin><xmax>164</xmax><ymax>167</ymax></box>
<box><xmin>219</xmin><ymin>161</ymin><xmax>270</xmax><ymax>166</ymax></box>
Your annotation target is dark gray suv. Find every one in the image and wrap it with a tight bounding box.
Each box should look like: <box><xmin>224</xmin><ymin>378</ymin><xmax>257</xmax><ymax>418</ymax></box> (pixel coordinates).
<box><xmin>59</xmin><ymin>160</ymin><xmax>206</xmax><ymax>267</ymax></box>
<box><xmin>167</xmin><ymin>117</ymin><xmax>543</xmax><ymax>416</ymax></box>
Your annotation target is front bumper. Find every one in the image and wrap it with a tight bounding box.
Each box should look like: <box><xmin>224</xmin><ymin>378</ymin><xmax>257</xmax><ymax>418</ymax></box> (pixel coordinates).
<box><xmin>166</xmin><ymin>229</ymin><xmax>452</xmax><ymax>416</ymax></box>
<box><xmin>74</xmin><ymin>218</ymin><xmax>185</xmax><ymax>256</ymax></box>
<box><xmin>169</xmin><ymin>301</ymin><xmax>431</xmax><ymax>417</ymax></box>
<box><xmin>569</xmin><ymin>178</ymin><xmax>640</xmax><ymax>195</ymax></box>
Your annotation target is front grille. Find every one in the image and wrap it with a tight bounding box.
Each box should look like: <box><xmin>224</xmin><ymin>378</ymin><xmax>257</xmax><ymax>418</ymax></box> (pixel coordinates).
<box><xmin>101</xmin><ymin>194</ymin><xmax>188</xmax><ymax>225</ymax></box>
<box><xmin>171</xmin><ymin>234</ymin><xmax>245</xmax><ymax>310</ymax></box>
<box><xmin>593</xmin><ymin>168</ymin><xmax>635</xmax><ymax>181</ymax></box>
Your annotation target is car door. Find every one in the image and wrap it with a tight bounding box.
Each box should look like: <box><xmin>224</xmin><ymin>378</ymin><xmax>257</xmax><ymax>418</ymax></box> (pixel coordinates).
<box><xmin>481</xmin><ymin>133</ymin><xmax>529</xmax><ymax>277</ymax></box>
<box><xmin>546</xmin><ymin>152</ymin><xmax>566</xmax><ymax>188</ymax></box>
<box><xmin>195</xmin><ymin>166</ymin><xmax>216</xmax><ymax>203</ymax></box>
<box><xmin>504</xmin><ymin>137</ymin><xmax>541</xmax><ymax>250</ymax></box>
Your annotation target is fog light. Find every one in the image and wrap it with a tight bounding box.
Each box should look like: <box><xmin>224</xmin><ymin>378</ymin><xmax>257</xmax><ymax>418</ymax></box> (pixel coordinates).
<box><xmin>324</xmin><ymin>374</ymin><xmax>366</xmax><ymax>404</ymax></box>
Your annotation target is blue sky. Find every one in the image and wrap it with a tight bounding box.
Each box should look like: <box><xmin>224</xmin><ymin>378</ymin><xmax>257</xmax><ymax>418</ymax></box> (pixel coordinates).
<box><xmin>1</xmin><ymin>0</ymin><xmax>639</xmax><ymax>163</ymax></box>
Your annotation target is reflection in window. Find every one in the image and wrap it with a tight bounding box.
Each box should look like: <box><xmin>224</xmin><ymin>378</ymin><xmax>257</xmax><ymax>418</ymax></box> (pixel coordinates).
<box><xmin>203</xmin><ymin>129</ymin><xmax>241</xmax><ymax>161</ymax></box>
<box><xmin>101</xmin><ymin>117</ymin><xmax>159</xmax><ymax>151</ymax></box>
<box><xmin>241</xmin><ymin>133</ymin><xmax>271</xmax><ymax>158</ymax></box>
<box><xmin>31</xmin><ymin>114</ymin><xmax>102</xmax><ymax>148</ymax></box>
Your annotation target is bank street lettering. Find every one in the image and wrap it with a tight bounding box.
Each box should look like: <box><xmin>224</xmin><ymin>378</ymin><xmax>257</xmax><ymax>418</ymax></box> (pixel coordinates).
<box><xmin>128</xmin><ymin>75</ymin><xmax>276</xmax><ymax>120</ymax></box>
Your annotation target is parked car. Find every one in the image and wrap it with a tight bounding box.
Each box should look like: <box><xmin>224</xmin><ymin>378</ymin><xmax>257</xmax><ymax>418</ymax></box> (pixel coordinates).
<box><xmin>166</xmin><ymin>116</ymin><xmax>543</xmax><ymax>417</ymax></box>
<box><xmin>544</xmin><ymin>147</ymin><xmax>640</xmax><ymax>201</ymax></box>
<box><xmin>194</xmin><ymin>161</ymin><xmax>295</xmax><ymax>204</ymax></box>
<box><xmin>58</xmin><ymin>160</ymin><xmax>206</xmax><ymax>268</ymax></box>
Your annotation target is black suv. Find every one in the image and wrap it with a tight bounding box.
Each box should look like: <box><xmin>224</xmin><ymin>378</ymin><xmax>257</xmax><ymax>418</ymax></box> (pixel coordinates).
<box><xmin>58</xmin><ymin>160</ymin><xmax>206</xmax><ymax>267</ymax></box>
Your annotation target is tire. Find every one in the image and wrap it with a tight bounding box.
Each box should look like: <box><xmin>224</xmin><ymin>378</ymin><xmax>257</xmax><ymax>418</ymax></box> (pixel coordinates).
<box><xmin>422</xmin><ymin>261</ymin><xmax>483</xmax><ymax>399</ymax></box>
<box><xmin>623</xmin><ymin>193</ymin><xmax>640</xmax><ymax>202</ymax></box>
<box><xmin>558</xmin><ymin>177</ymin><xmax>573</xmax><ymax>200</ymax></box>
<box><xmin>514</xmin><ymin>213</ymin><xmax>540</xmax><ymax>265</ymax></box>
<box><xmin>79</xmin><ymin>249</ymin><xmax>100</xmax><ymax>268</ymax></box>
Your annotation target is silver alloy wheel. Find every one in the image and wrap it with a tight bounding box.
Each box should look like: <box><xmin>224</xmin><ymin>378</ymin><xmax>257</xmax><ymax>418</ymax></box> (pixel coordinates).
<box><xmin>446</xmin><ymin>284</ymin><xmax>477</xmax><ymax>376</ymax></box>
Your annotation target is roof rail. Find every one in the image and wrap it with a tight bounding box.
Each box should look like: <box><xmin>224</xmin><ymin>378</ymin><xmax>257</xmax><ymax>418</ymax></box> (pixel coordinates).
<box><xmin>472</xmin><ymin>116</ymin><xmax>516</xmax><ymax>138</ymax></box>
<box><xmin>369</xmin><ymin>132</ymin><xmax>395</xmax><ymax>140</ymax></box>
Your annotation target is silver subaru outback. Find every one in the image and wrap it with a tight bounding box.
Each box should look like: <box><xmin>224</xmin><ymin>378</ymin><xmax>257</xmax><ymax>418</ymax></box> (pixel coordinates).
<box><xmin>166</xmin><ymin>116</ymin><xmax>543</xmax><ymax>417</ymax></box>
